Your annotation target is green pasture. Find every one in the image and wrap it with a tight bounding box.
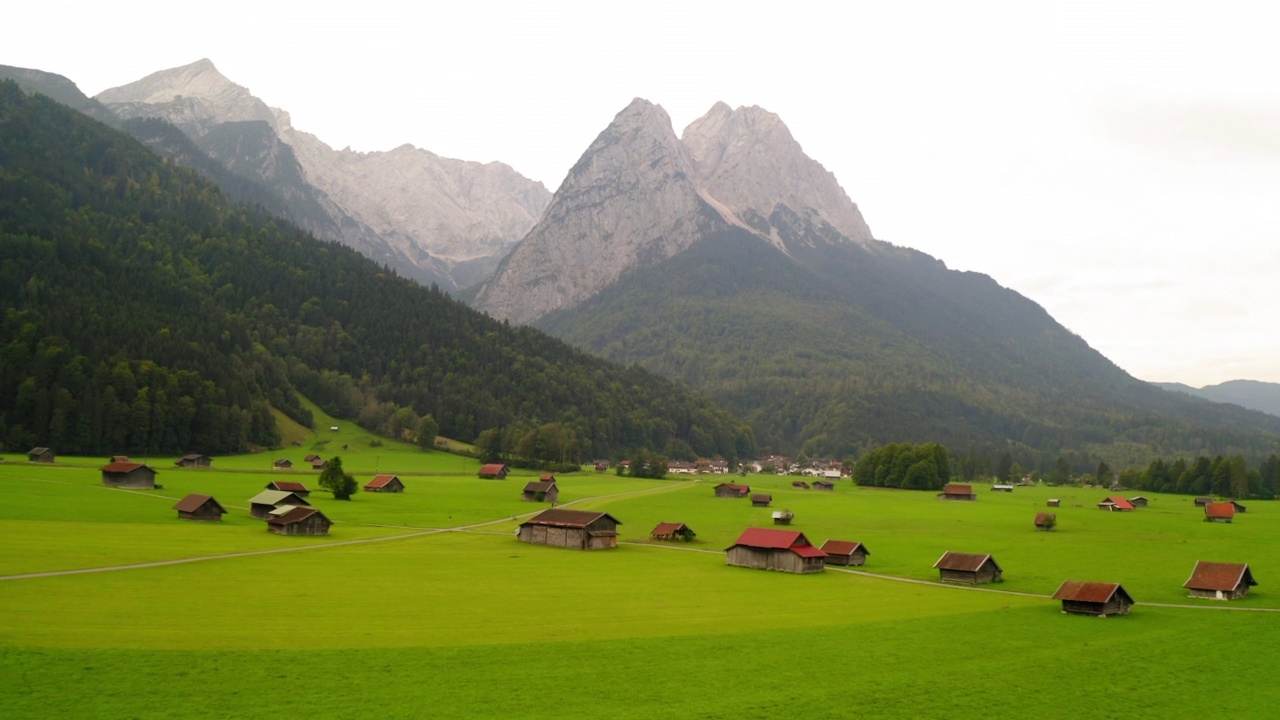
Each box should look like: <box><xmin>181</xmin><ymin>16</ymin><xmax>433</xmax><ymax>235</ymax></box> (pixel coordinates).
<box><xmin>3</xmin><ymin>462</ymin><xmax>1279</xmax><ymax>718</ymax></box>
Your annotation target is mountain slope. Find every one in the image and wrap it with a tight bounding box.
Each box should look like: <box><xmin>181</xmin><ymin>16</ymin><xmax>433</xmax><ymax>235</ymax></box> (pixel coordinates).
<box><xmin>1157</xmin><ymin>380</ymin><xmax>1280</xmax><ymax>418</ymax></box>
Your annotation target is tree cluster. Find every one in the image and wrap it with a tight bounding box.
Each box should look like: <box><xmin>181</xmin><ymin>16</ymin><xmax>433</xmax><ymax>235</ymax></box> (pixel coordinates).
<box><xmin>1118</xmin><ymin>454</ymin><xmax>1278</xmax><ymax>499</ymax></box>
<box><xmin>852</xmin><ymin>442</ymin><xmax>951</xmax><ymax>490</ymax></box>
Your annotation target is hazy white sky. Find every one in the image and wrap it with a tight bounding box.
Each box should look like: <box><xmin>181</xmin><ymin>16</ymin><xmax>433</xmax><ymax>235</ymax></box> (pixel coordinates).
<box><xmin>9</xmin><ymin>1</ymin><xmax>1279</xmax><ymax>385</ymax></box>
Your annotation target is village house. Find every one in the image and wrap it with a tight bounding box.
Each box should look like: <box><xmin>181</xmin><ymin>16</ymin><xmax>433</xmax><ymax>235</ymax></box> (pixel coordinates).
<box><xmin>364</xmin><ymin>474</ymin><xmax>406</xmax><ymax>493</ymax></box>
<box><xmin>937</xmin><ymin>483</ymin><xmax>977</xmax><ymax>501</ymax></box>
<box><xmin>934</xmin><ymin>551</ymin><xmax>1003</xmax><ymax>584</ymax></box>
<box><xmin>707</xmin><ymin>459</ymin><xmax>730</xmax><ymax>474</ymax></box>
<box><xmin>521</xmin><ymin>477</ymin><xmax>558</xmax><ymax>503</ymax></box>
<box><xmin>751</xmin><ymin>493</ymin><xmax>772</xmax><ymax>507</ymax></box>
<box><xmin>1183</xmin><ymin>561</ymin><xmax>1257</xmax><ymax>600</ymax></box>
<box><xmin>1035</xmin><ymin>512</ymin><xmax>1057</xmax><ymax>531</ymax></box>
<box><xmin>593</xmin><ymin>461</ymin><xmax>609</xmax><ymax>472</ymax></box>
<box><xmin>820</xmin><ymin>540</ymin><xmax>869</xmax><ymax>566</ymax></box>
<box><xmin>650</xmin><ymin>522</ymin><xmax>696</xmax><ymax>542</ymax></box>
<box><xmin>100</xmin><ymin>461</ymin><xmax>158</xmax><ymax>489</ymax></box>
<box><xmin>247</xmin><ymin>490</ymin><xmax>310</xmax><ymax>519</ymax></box>
<box><xmin>173</xmin><ymin>493</ymin><xmax>226</xmax><ymax>521</ymax></box>
<box><xmin>273</xmin><ymin>459</ymin><xmax>293</xmax><ymax>470</ymax></box>
<box><xmin>1204</xmin><ymin>502</ymin><xmax>1235</xmax><ymax>523</ymax></box>
<box><xmin>1052</xmin><ymin>581</ymin><xmax>1134</xmax><ymax>616</ymax></box>
<box><xmin>478</xmin><ymin>463</ymin><xmax>509</xmax><ymax>479</ymax></box>
<box><xmin>669</xmin><ymin>461</ymin><xmax>698</xmax><ymax>474</ymax></box>
<box><xmin>714</xmin><ymin>482</ymin><xmax>750</xmax><ymax>498</ymax></box>
<box><xmin>265</xmin><ymin>480</ymin><xmax>310</xmax><ymax>496</ymax></box>
<box><xmin>1097</xmin><ymin>496</ymin><xmax>1135</xmax><ymax>512</ymax></box>
<box><xmin>772</xmin><ymin>510</ymin><xmax>794</xmax><ymax>525</ymax></box>
<box><xmin>517</xmin><ymin>509</ymin><xmax>621</xmax><ymax>550</ymax></box>
<box><xmin>174</xmin><ymin>454</ymin><xmax>212</xmax><ymax>468</ymax></box>
<box><xmin>266</xmin><ymin>506</ymin><xmax>331</xmax><ymax>536</ymax></box>
<box><xmin>725</xmin><ymin>528</ymin><xmax>826</xmax><ymax>574</ymax></box>
<box><xmin>27</xmin><ymin>447</ymin><xmax>55</xmax><ymax>463</ymax></box>
<box><xmin>812</xmin><ymin>480</ymin><xmax>835</xmax><ymax>491</ymax></box>
<box><xmin>1128</xmin><ymin>496</ymin><xmax>1149</xmax><ymax>507</ymax></box>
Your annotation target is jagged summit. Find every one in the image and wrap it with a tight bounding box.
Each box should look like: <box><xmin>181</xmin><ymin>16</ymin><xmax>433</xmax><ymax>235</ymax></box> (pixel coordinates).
<box><xmin>96</xmin><ymin>59</ymin><xmax>277</xmax><ymax>131</ymax></box>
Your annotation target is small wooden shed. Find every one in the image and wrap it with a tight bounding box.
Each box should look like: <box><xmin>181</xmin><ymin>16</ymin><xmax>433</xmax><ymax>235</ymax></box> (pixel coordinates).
<box><xmin>820</xmin><ymin>540</ymin><xmax>869</xmax><ymax>567</ymax></box>
<box><xmin>812</xmin><ymin>480</ymin><xmax>835</xmax><ymax>491</ymax></box>
<box><xmin>1098</xmin><ymin>496</ymin><xmax>1134</xmax><ymax>512</ymax></box>
<box><xmin>772</xmin><ymin>510</ymin><xmax>794</xmax><ymax>525</ymax></box>
<box><xmin>478</xmin><ymin>463</ymin><xmax>509</xmax><ymax>479</ymax></box>
<box><xmin>173</xmin><ymin>493</ymin><xmax>226</xmax><ymax>521</ymax></box>
<box><xmin>1047</xmin><ymin>498</ymin><xmax>1060</xmax><ymax>507</ymax></box>
<box><xmin>934</xmin><ymin>551</ymin><xmax>1003</xmax><ymax>584</ymax></box>
<box><xmin>1194</xmin><ymin>497</ymin><xmax>1213</xmax><ymax>507</ymax></box>
<box><xmin>310</xmin><ymin>459</ymin><xmax>328</xmax><ymax>470</ymax></box>
<box><xmin>791</xmin><ymin>480</ymin><xmax>810</xmax><ymax>489</ymax></box>
<box><xmin>725</xmin><ymin>528</ymin><xmax>826</xmax><ymax>574</ymax></box>
<box><xmin>1052</xmin><ymin>581</ymin><xmax>1134</xmax><ymax>617</ymax></box>
<box><xmin>174</xmin><ymin>454</ymin><xmax>212</xmax><ymax>468</ymax></box>
<box><xmin>28</xmin><ymin>447</ymin><xmax>55</xmax><ymax>463</ymax></box>
<box><xmin>273</xmin><ymin>459</ymin><xmax>293</xmax><ymax>470</ymax></box>
<box><xmin>247</xmin><ymin>490</ymin><xmax>311</xmax><ymax>519</ymax></box>
<box><xmin>1128</xmin><ymin>496</ymin><xmax>1149</xmax><ymax>507</ymax></box>
<box><xmin>1035</xmin><ymin>512</ymin><xmax>1057</xmax><ymax>531</ymax></box>
<box><xmin>100</xmin><ymin>461</ymin><xmax>158</xmax><ymax>489</ymax></box>
<box><xmin>265</xmin><ymin>480</ymin><xmax>310</xmax><ymax>496</ymax></box>
<box><xmin>991</xmin><ymin>484</ymin><xmax>1014</xmax><ymax>492</ymax></box>
<box><xmin>266</xmin><ymin>506</ymin><xmax>331</xmax><ymax>536</ymax></box>
<box><xmin>937</xmin><ymin>484</ymin><xmax>976</xmax><ymax>501</ymax></box>
<box><xmin>1183</xmin><ymin>561</ymin><xmax>1256</xmax><ymax>600</ymax></box>
<box><xmin>520</xmin><ymin>478</ymin><xmax>558</xmax><ymax>502</ymax></box>
<box><xmin>751</xmin><ymin>493</ymin><xmax>773</xmax><ymax>507</ymax></box>
<box><xmin>1204</xmin><ymin>502</ymin><xmax>1235</xmax><ymax>523</ymax></box>
<box><xmin>714</xmin><ymin>482</ymin><xmax>750</xmax><ymax>498</ymax></box>
<box><xmin>517</xmin><ymin>509</ymin><xmax>621</xmax><ymax>550</ymax></box>
<box><xmin>651</xmin><ymin>522</ymin><xmax>696</xmax><ymax>542</ymax></box>
<box><xmin>1227</xmin><ymin>500</ymin><xmax>1247</xmax><ymax>513</ymax></box>
<box><xmin>365</xmin><ymin>474</ymin><xmax>406</xmax><ymax>493</ymax></box>
<box><xmin>304</xmin><ymin>454</ymin><xmax>321</xmax><ymax>463</ymax></box>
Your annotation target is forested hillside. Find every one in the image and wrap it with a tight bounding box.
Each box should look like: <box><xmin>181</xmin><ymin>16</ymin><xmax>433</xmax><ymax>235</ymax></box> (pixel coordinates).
<box><xmin>0</xmin><ymin>82</ymin><xmax>753</xmax><ymax>459</ymax></box>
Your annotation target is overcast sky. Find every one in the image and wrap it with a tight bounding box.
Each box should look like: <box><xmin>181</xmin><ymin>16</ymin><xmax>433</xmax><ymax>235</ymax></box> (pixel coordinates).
<box><xmin>9</xmin><ymin>1</ymin><xmax>1279</xmax><ymax>385</ymax></box>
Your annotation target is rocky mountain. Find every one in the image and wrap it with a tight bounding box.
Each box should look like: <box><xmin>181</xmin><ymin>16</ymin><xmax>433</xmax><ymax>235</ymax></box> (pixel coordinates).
<box><xmin>95</xmin><ymin>59</ymin><xmax>551</xmax><ymax>289</ymax></box>
<box><xmin>1157</xmin><ymin>380</ymin><xmax>1280</xmax><ymax>418</ymax></box>
<box><xmin>0</xmin><ymin>64</ymin><xmax>117</xmax><ymax>125</ymax></box>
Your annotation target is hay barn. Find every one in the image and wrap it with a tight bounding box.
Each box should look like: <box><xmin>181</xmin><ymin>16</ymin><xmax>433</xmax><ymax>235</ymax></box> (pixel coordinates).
<box><xmin>174</xmin><ymin>454</ymin><xmax>212</xmax><ymax>468</ymax></box>
<box><xmin>478</xmin><ymin>463</ymin><xmax>509</xmax><ymax>479</ymax></box>
<box><xmin>934</xmin><ymin>551</ymin><xmax>1003</xmax><ymax>584</ymax></box>
<box><xmin>820</xmin><ymin>540</ymin><xmax>869</xmax><ymax>566</ymax></box>
<box><xmin>792</xmin><ymin>480</ymin><xmax>810</xmax><ymax>489</ymax></box>
<box><xmin>1097</xmin><ymin>496</ymin><xmax>1135</xmax><ymax>512</ymax></box>
<box><xmin>1128</xmin><ymin>496</ymin><xmax>1148</xmax><ymax>507</ymax></box>
<box><xmin>266</xmin><ymin>506</ymin><xmax>331</xmax><ymax>535</ymax></box>
<box><xmin>1053</xmin><ymin>581</ymin><xmax>1134</xmax><ymax>616</ymax></box>
<box><xmin>100</xmin><ymin>461</ymin><xmax>158</xmax><ymax>488</ymax></box>
<box><xmin>273</xmin><ymin>459</ymin><xmax>293</xmax><ymax>470</ymax></box>
<box><xmin>265</xmin><ymin>480</ymin><xmax>310</xmax><ymax>495</ymax></box>
<box><xmin>247</xmin><ymin>490</ymin><xmax>310</xmax><ymax>519</ymax></box>
<box><xmin>725</xmin><ymin>528</ymin><xmax>826</xmax><ymax>574</ymax></box>
<box><xmin>1204</xmin><ymin>502</ymin><xmax>1235</xmax><ymax>523</ymax></box>
<box><xmin>751</xmin><ymin>493</ymin><xmax>772</xmax><ymax>507</ymax></box>
<box><xmin>173</xmin><ymin>494</ymin><xmax>226</xmax><ymax>521</ymax></box>
<box><xmin>365</xmin><ymin>474</ymin><xmax>406</xmax><ymax>493</ymax></box>
<box><xmin>937</xmin><ymin>484</ymin><xmax>976</xmax><ymax>501</ymax></box>
<box><xmin>1047</xmin><ymin>499</ymin><xmax>1060</xmax><ymax>507</ymax></box>
<box><xmin>1183</xmin><ymin>561</ymin><xmax>1256</xmax><ymax>600</ymax></box>
<box><xmin>28</xmin><ymin>447</ymin><xmax>55</xmax><ymax>463</ymax></box>
<box><xmin>651</xmin><ymin>522</ymin><xmax>696</xmax><ymax>542</ymax></box>
<box><xmin>714</xmin><ymin>482</ymin><xmax>750</xmax><ymax>498</ymax></box>
<box><xmin>1194</xmin><ymin>497</ymin><xmax>1213</xmax><ymax>507</ymax></box>
<box><xmin>812</xmin><ymin>480</ymin><xmax>835</xmax><ymax>491</ymax></box>
<box><xmin>772</xmin><ymin>510</ymin><xmax>794</xmax><ymax>525</ymax></box>
<box><xmin>518</xmin><ymin>509</ymin><xmax>621</xmax><ymax>550</ymax></box>
<box><xmin>520</xmin><ymin>478</ymin><xmax>558</xmax><ymax>503</ymax></box>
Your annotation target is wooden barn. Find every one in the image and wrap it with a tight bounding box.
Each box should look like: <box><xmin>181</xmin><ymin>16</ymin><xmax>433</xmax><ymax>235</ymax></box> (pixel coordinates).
<box><xmin>820</xmin><ymin>540</ymin><xmax>869</xmax><ymax>567</ymax></box>
<box><xmin>1047</xmin><ymin>498</ymin><xmax>1061</xmax><ymax>507</ymax></box>
<box><xmin>310</xmin><ymin>458</ymin><xmax>328</xmax><ymax>470</ymax></box>
<box><xmin>173</xmin><ymin>493</ymin><xmax>226</xmax><ymax>521</ymax></box>
<box><xmin>937</xmin><ymin>484</ymin><xmax>976</xmax><ymax>501</ymax></box>
<box><xmin>266</xmin><ymin>506</ymin><xmax>331</xmax><ymax>536</ymax></box>
<box><xmin>365</xmin><ymin>474</ymin><xmax>406</xmax><ymax>493</ymax></box>
<box><xmin>174</xmin><ymin>454</ymin><xmax>212</xmax><ymax>468</ymax></box>
<box><xmin>714</xmin><ymin>482</ymin><xmax>750</xmax><ymax>498</ymax></box>
<box><xmin>520</xmin><ymin>478</ymin><xmax>558</xmax><ymax>503</ymax></box>
<box><xmin>110</xmin><ymin>455</ymin><xmax>130</xmax><ymax>463</ymax></box>
<box><xmin>725</xmin><ymin>528</ymin><xmax>826</xmax><ymax>574</ymax></box>
<box><xmin>772</xmin><ymin>510</ymin><xmax>794</xmax><ymax>525</ymax></box>
<box><xmin>304</xmin><ymin>454</ymin><xmax>321</xmax><ymax>463</ymax></box>
<box><xmin>100</xmin><ymin>461</ymin><xmax>158</xmax><ymax>489</ymax></box>
<box><xmin>1194</xmin><ymin>497</ymin><xmax>1213</xmax><ymax>507</ymax></box>
<box><xmin>1204</xmin><ymin>502</ymin><xmax>1235</xmax><ymax>523</ymax></box>
<box><xmin>265</xmin><ymin>480</ymin><xmax>310</xmax><ymax>496</ymax></box>
<box><xmin>1052</xmin><ymin>581</ymin><xmax>1134</xmax><ymax>617</ymax></box>
<box><xmin>751</xmin><ymin>493</ymin><xmax>773</xmax><ymax>507</ymax></box>
<box><xmin>1098</xmin><ymin>496</ymin><xmax>1135</xmax><ymax>512</ymax></box>
<box><xmin>934</xmin><ymin>551</ymin><xmax>1003</xmax><ymax>584</ymax></box>
<box><xmin>792</xmin><ymin>480</ymin><xmax>810</xmax><ymax>489</ymax></box>
<box><xmin>28</xmin><ymin>447</ymin><xmax>55</xmax><ymax>463</ymax></box>
<box><xmin>651</xmin><ymin>522</ymin><xmax>696</xmax><ymax>542</ymax></box>
<box><xmin>273</xmin><ymin>459</ymin><xmax>293</xmax><ymax>470</ymax></box>
<box><xmin>1035</xmin><ymin>512</ymin><xmax>1057</xmax><ymax>531</ymax></box>
<box><xmin>1228</xmin><ymin>500</ymin><xmax>1247</xmax><ymax>513</ymax></box>
<box><xmin>478</xmin><ymin>463</ymin><xmax>509</xmax><ymax>479</ymax></box>
<box><xmin>812</xmin><ymin>480</ymin><xmax>835</xmax><ymax>491</ymax></box>
<box><xmin>1128</xmin><ymin>496</ymin><xmax>1149</xmax><ymax>507</ymax></box>
<box><xmin>247</xmin><ymin>490</ymin><xmax>311</xmax><ymax>519</ymax></box>
<box><xmin>517</xmin><ymin>509</ymin><xmax>621</xmax><ymax>550</ymax></box>
<box><xmin>1183</xmin><ymin>561</ymin><xmax>1257</xmax><ymax>600</ymax></box>
<box><xmin>991</xmin><ymin>484</ymin><xmax>1014</xmax><ymax>492</ymax></box>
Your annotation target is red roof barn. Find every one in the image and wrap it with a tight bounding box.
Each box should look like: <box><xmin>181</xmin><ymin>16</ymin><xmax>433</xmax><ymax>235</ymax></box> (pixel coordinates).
<box><xmin>1183</xmin><ymin>561</ymin><xmax>1257</xmax><ymax>600</ymax></box>
<box><xmin>725</xmin><ymin>528</ymin><xmax>826</xmax><ymax>574</ymax></box>
<box><xmin>1053</xmin><ymin>581</ymin><xmax>1134</xmax><ymax>616</ymax></box>
<box><xmin>364</xmin><ymin>474</ymin><xmax>406</xmax><ymax>493</ymax></box>
<box><xmin>819</xmin><ymin>540</ymin><xmax>869</xmax><ymax>567</ymax></box>
<box><xmin>265</xmin><ymin>480</ymin><xmax>310</xmax><ymax>495</ymax></box>
<box><xmin>937</xmin><ymin>484</ymin><xmax>976</xmax><ymax>501</ymax></box>
<box><xmin>1204</xmin><ymin>502</ymin><xmax>1235</xmax><ymax>523</ymax></box>
<box><xmin>1098</xmin><ymin>496</ymin><xmax>1135</xmax><ymax>512</ymax></box>
<box><xmin>714</xmin><ymin>482</ymin><xmax>750</xmax><ymax>498</ymax></box>
<box><xmin>478</xmin><ymin>463</ymin><xmax>509</xmax><ymax>479</ymax></box>
<box><xmin>651</xmin><ymin>522</ymin><xmax>697</xmax><ymax>542</ymax></box>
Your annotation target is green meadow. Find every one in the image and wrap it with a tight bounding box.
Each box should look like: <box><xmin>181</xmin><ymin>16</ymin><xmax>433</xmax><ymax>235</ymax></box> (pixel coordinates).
<box><xmin>3</xmin><ymin>451</ymin><xmax>1279</xmax><ymax>718</ymax></box>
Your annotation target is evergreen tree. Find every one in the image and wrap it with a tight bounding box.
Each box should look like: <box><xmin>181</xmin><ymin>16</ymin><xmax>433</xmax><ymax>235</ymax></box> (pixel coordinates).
<box><xmin>318</xmin><ymin>455</ymin><xmax>358</xmax><ymax>500</ymax></box>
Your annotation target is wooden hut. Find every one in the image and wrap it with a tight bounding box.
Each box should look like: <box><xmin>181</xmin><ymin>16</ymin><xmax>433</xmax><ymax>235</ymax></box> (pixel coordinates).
<box><xmin>714</xmin><ymin>482</ymin><xmax>750</xmax><ymax>498</ymax></box>
<box><xmin>1047</xmin><ymin>498</ymin><xmax>1060</xmax><ymax>507</ymax></box>
<box><xmin>517</xmin><ymin>509</ymin><xmax>621</xmax><ymax>550</ymax></box>
<box><xmin>650</xmin><ymin>522</ymin><xmax>696</xmax><ymax>542</ymax></box>
<box><xmin>1228</xmin><ymin>500</ymin><xmax>1247</xmax><ymax>513</ymax></box>
<box><xmin>792</xmin><ymin>480</ymin><xmax>810</xmax><ymax>489</ymax></box>
<box><xmin>478</xmin><ymin>463</ymin><xmax>509</xmax><ymax>479</ymax></box>
<box><xmin>934</xmin><ymin>551</ymin><xmax>1003</xmax><ymax>584</ymax></box>
<box><xmin>725</xmin><ymin>528</ymin><xmax>826</xmax><ymax>574</ymax></box>
<box><xmin>265</xmin><ymin>480</ymin><xmax>310</xmax><ymax>496</ymax></box>
<box><xmin>273</xmin><ymin>459</ymin><xmax>293</xmax><ymax>470</ymax></box>
<box><xmin>110</xmin><ymin>455</ymin><xmax>130</xmax><ymax>463</ymax></box>
<box><xmin>1052</xmin><ymin>581</ymin><xmax>1134</xmax><ymax>617</ymax></box>
<box><xmin>365</xmin><ymin>474</ymin><xmax>406</xmax><ymax>493</ymax></box>
<box><xmin>1183</xmin><ymin>561</ymin><xmax>1257</xmax><ymax>600</ymax></box>
<box><xmin>520</xmin><ymin>478</ymin><xmax>558</xmax><ymax>503</ymax></box>
<box><xmin>1204</xmin><ymin>502</ymin><xmax>1235</xmax><ymax>523</ymax></box>
<box><xmin>1097</xmin><ymin>496</ymin><xmax>1135</xmax><ymax>512</ymax></box>
<box><xmin>266</xmin><ymin>506</ymin><xmax>331</xmax><ymax>536</ymax></box>
<box><xmin>247</xmin><ymin>490</ymin><xmax>310</xmax><ymax>519</ymax></box>
<box><xmin>27</xmin><ymin>447</ymin><xmax>55</xmax><ymax>463</ymax></box>
<box><xmin>937</xmin><ymin>484</ymin><xmax>976</xmax><ymax>501</ymax></box>
<box><xmin>100</xmin><ymin>461</ymin><xmax>158</xmax><ymax>489</ymax></box>
<box><xmin>304</xmin><ymin>454</ymin><xmax>321</xmax><ymax>463</ymax></box>
<box><xmin>991</xmin><ymin>484</ymin><xmax>1014</xmax><ymax>492</ymax></box>
<box><xmin>751</xmin><ymin>493</ymin><xmax>773</xmax><ymax>507</ymax></box>
<box><xmin>772</xmin><ymin>510</ymin><xmax>794</xmax><ymax>525</ymax></box>
<box><xmin>174</xmin><ymin>453</ymin><xmax>212</xmax><ymax>468</ymax></box>
<box><xmin>1128</xmin><ymin>496</ymin><xmax>1149</xmax><ymax>508</ymax></box>
<box><xmin>820</xmin><ymin>540</ymin><xmax>869</xmax><ymax>567</ymax></box>
<box><xmin>1035</xmin><ymin>512</ymin><xmax>1057</xmax><ymax>531</ymax></box>
<box><xmin>173</xmin><ymin>493</ymin><xmax>226</xmax><ymax>521</ymax></box>
<box><xmin>1193</xmin><ymin>497</ymin><xmax>1213</xmax><ymax>507</ymax></box>
<box><xmin>812</xmin><ymin>480</ymin><xmax>835</xmax><ymax>491</ymax></box>
<box><xmin>310</xmin><ymin>458</ymin><xmax>328</xmax><ymax>470</ymax></box>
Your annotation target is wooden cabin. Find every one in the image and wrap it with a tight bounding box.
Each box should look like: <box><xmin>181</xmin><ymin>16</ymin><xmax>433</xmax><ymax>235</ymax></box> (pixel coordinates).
<box><xmin>812</xmin><ymin>480</ymin><xmax>835</xmax><ymax>491</ymax></box>
<box><xmin>265</xmin><ymin>480</ymin><xmax>310</xmax><ymax>496</ymax></box>
<box><xmin>792</xmin><ymin>480</ymin><xmax>810</xmax><ymax>490</ymax></box>
<box><xmin>934</xmin><ymin>551</ymin><xmax>1003</xmax><ymax>584</ymax></box>
<box><xmin>173</xmin><ymin>493</ymin><xmax>226</xmax><ymax>521</ymax></box>
<box><xmin>1128</xmin><ymin>496</ymin><xmax>1149</xmax><ymax>507</ymax></box>
<box><xmin>1204</xmin><ymin>502</ymin><xmax>1235</xmax><ymax>523</ymax></box>
<box><xmin>1097</xmin><ymin>496</ymin><xmax>1135</xmax><ymax>512</ymax></box>
<box><xmin>650</xmin><ymin>522</ymin><xmax>696</xmax><ymax>542</ymax></box>
<box><xmin>751</xmin><ymin>493</ymin><xmax>772</xmax><ymax>507</ymax></box>
<box><xmin>365</xmin><ymin>474</ymin><xmax>406</xmax><ymax>493</ymax></box>
<box><xmin>247</xmin><ymin>490</ymin><xmax>310</xmax><ymax>519</ymax></box>
<box><xmin>714</xmin><ymin>482</ymin><xmax>750</xmax><ymax>498</ymax></box>
<box><xmin>517</xmin><ymin>509</ymin><xmax>621</xmax><ymax>550</ymax></box>
<box><xmin>304</xmin><ymin>454</ymin><xmax>321</xmax><ymax>463</ymax></box>
<box><xmin>520</xmin><ymin>478</ymin><xmax>558</xmax><ymax>503</ymax></box>
<box><xmin>273</xmin><ymin>459</ymin><xmax>293</xmax><ymax>470</ymax></box>
<box><xmin>1047</xmin><ymin>498</ymin><xmax>1060</xmax><ymax>507</ymax></box>
<box><xmin>1193</xmin><ymin>497</ymin><xmax>1213</xmax><ymax>507</ymax></box>
<box><xmin>937</xmin><ymin>484</ymin><xmax>976</xmax><ymax>501</ymax></box>
<box><xmin>772</xmin><ymin>510</ymin><xmax>794</xmax><ymax>525</ymax></box>
<box><xmin>820</xmin><ymin>540</ymin><xmax>869</xmax><ymax>567</ymax></box>
<box><xmin>1035</xmin><ymin>512</ymin><xmax>1057</xmax><ymax>531</ymax></box>
<box><xmin>28</xmin><ymin>447</ymin><xmax>55</xmax><ymax>463</ymax></box>
<box><xmin>100</xmin><ymin>461</ymin><xmax>158</xmax><ymax>489</ymax></box>
<box><xmin>725</xmin><ymin>528</ymin><xmax>826</xmax><ymax>574</ymax></box>
<box><xmin>1227</xmin><ymin>500</ymin><xmax>1247</xmax><ymax>513</ymax></box>
<box><xmin>310</xmin><ymin>459</ymin><xmax>328</xmax><ymax>470</ymax></box>
<box><xmin>174</xmin><ymin>454</ymin><xmax>212</xmax><ymax>468</ymax></box>
<box><xmin>110</xmin><ymin>455</ymin><xmax>130</xmax><ymax>463</ymax></box>
<box><xmin>1052</xmin><ymin>581</ymin><xmax>1134</xmax><ymax>617</ymax></box>
<box><xmin>478</xmin><ymin>463</ymin><xmax>509</xmax><ymax>479</ymax></box>
<box><xmin>266</xmin><ymin>506</ymin><xmax>331</xmax><ymax>536</ymax></box>
<box><xmin>991</xmin><ymin>484</ymin><xmax>1014</xmax><ymax>492</ymax></box>
<box><xmin>1183</xmin><ymin>561</ymin><xmax>1257</xmax><ymax>600</ymax></box>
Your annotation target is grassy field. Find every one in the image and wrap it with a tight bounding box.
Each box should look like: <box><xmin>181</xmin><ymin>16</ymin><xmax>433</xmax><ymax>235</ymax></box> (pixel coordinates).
<box><xmin>3</xmin><ymin>458</ymin><xmax>1279</xmax><ymax>718</ymax></box>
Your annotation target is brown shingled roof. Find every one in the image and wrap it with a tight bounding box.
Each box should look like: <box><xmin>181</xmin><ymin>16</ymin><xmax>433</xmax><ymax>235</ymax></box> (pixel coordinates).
<box><xmin>523</xmin><ymin>480</ymin><xmax>556</xmax><ymax>493</ymax></box>
<box><xmin>1052</xmin><ymin>580</ymin><xmax>1133</xmax><ymax>604</ymax></box>
<box><xmin>819</xmin><ymin>540</ymin><xmax>867</xmax><ymax>556</ymax></box>
<box><xmin>934</xmin><ymin>551</ymin><xmax>1000</xmax><ymax>573</ymax></box>
<box><xmin>266</xmin><ymin>506</ymin><xmax>323</xmax><ymax>526</ymax></box>
<box><xmin>366</xmin><ymin>474</ymin><xmax>399</xmax><ymax>489</ymax></box>
<box><xmin>651</xmin><ymin>522</ymin><xmax>690</xmax><ymax>536</ymax></box>
<box><xmin>521</xmin><ymin>509</ymin><xmax>621</xmax><ymax>528</ymax></box>
<box><xmin>270</xmin><ymin>481</ymin><xmax>309</xmax><ymax>493</ymax></box>
<box><xmin>100</xmin><ymin>461</ymin><xmax>149</xmax><ymax>473</ymax></box>
<box><xmin>172</xmin><ymin>493</ymin><xmax>224</xmax><ymax>514</ymax></box>
<box><xmin>942</xmin><ymin>484</ymin><xmax>973</xmax><ymax>495</ymax></box>
<box><xmin>1183</xmin><ymin>561</ymin><xmax>1256</xmax><ymax>592</ymax></box>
